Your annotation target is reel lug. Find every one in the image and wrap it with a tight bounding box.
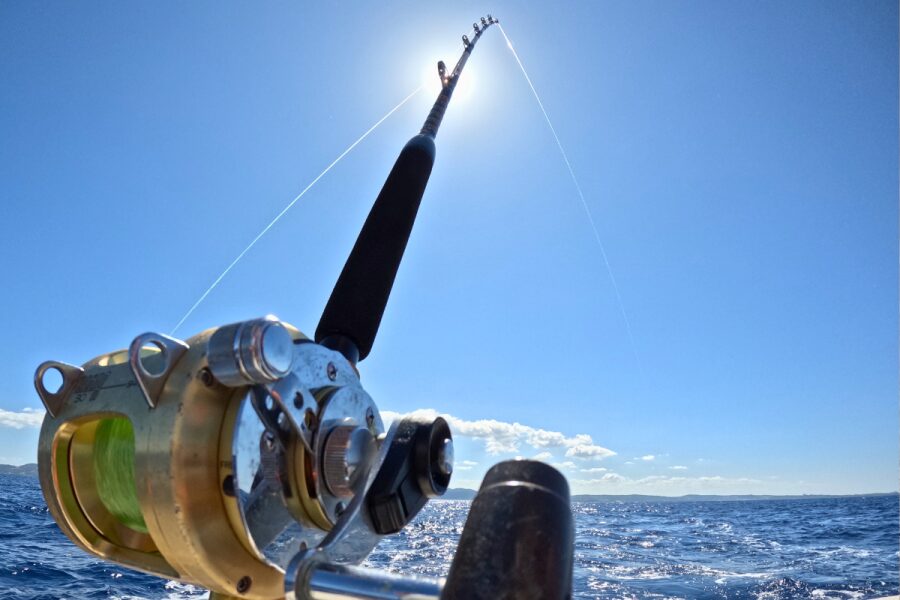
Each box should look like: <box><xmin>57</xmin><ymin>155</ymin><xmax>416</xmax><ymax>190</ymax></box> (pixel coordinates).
<box><xmin>34</xmin><ymin>360</ymin><xmax>84</xmax><ymax>418</ymax></box>
<box><xmin>127</xmin><ymin>332</ymin><xmax>189</xmax><ymax>408</ymax></box>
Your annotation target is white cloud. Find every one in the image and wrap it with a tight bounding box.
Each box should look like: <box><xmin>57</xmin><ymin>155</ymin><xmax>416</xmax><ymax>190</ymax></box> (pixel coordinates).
<box><xmin>581</xmin><ymin>467</ymin><xmax>608</xmax><ymax>473</ymax></box>
<box><xmin>565</xmin><ymin>444</ymin><xmax>616</xmax><ymax>460</ymax></box>
<box><xmin>639</xmin><ymin>455</ymin><xmax>655</xmax><ymax>461</ymax></box>
<box><xmin>551</xmin><ymin>461</ymin><xmax>576</xmax><ymax>470</ymax></box>
<box><xmin>532</xmin><ymin>451</ymin><xmax>553</xmax><ymax>461</ymax></box>
<box><xmin>0</xmin><ymin>408</ymin><xmax>45</xmax><ymax>429</ymax></box>
<box><xmin>381</xmin><ymin>409</ymin><xmax>615</xmax><ymax>458</ymax></box>
<box><xmin>669</xmin><ymin>465</ymin><xmax>688</xmax><ymax>470</ymax></box>
<box><xmin>457</xmin><ymin>460</ymin><xmax>479</xmax><ymax>471</ymax></box>
<box><xmin>574</xmin><ymin>472</ymin><xmax>625</xmax><ymax>484</ymax></box>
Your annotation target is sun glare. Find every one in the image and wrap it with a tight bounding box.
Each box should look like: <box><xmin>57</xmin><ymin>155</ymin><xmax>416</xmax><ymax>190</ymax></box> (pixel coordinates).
<box><xmin>421</xmin><ymin>59</ymin><xmax>475</xmax><ymax>104</ymax></box>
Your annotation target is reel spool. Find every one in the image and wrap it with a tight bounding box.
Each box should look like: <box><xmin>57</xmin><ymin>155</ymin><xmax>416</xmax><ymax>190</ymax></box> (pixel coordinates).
<box><xmin>35</xmin><ymin>316</ymin><xmax>451</xmax><ymax>599</ymax></box>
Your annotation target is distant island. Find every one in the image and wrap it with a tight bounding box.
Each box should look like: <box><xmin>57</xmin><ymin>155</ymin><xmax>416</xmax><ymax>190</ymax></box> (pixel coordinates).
<box><xmin>570</xmin><ymin>492</ymin><xmax>899</xmax><ymax>503</ymax></box>
<box><xmin>0</xmin><ymin>463</ymin><xmax>38</xmax><ymax>477</ymax></box>
<box><xmin>1</xmin><ymin>466</ymin><xmax>894</xmax><ymax>504</ymax></box>
<box><xmin>436</xmin><ymin>487</ymin><xmax>898</xmax><ymax>503</ymax></box>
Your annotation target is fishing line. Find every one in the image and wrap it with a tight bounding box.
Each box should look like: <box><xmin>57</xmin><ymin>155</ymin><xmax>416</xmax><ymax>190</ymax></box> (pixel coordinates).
<box><xmin>171</xmin><ymin>85</ymin><xmax>425</xmax><ymax>335</ymax></box>
<box><xmin>498</xmin><ymin>24</ymin><xmax>640</xmax><ymax>363</ymax></box>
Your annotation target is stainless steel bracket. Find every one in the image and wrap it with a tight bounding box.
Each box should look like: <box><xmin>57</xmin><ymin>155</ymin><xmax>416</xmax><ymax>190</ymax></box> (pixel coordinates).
<box><xmin>128</xmin><ymin>332</ymin><xmax>189</xmax><ymax>408</ymax></box>
<box><xmin>251</xmin><ymin>343</ymin><xmax>361</xmax><ymax>454</ymax></box>
<box><xmin>284</xmin><ymin>421</ymin><xmax>402</xmax><ymax>599</ymax></box>
<box><xmin>34</xmin><ymin>360</ymin><xmax>85</xmax><ymax>418</ymax></box>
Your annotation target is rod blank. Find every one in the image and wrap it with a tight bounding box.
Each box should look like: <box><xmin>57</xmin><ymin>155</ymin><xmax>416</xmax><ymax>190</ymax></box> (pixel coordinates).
<box><xmin>316</xmin><ymin>17</ymin><xmax>498</xmax><ymax>363</ymax></box>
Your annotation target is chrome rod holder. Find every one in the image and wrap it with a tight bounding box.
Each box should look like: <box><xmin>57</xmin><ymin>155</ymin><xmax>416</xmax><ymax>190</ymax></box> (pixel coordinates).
<box><xmin>291</xmin><ymin>561</ymin><xmax>442</xmax><ymax>600</ymax></box>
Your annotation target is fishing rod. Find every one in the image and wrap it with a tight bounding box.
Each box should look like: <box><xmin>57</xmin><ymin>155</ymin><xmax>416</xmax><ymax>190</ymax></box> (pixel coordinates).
<box><xmin>33</xmin><ymin>15</ymin><xmax>573</xmax><ymax>600</ymax></box>
<box><xmin>316</xmin><ymin>15</ymin><xmax>498</xmax><ymax>365</ymax></box>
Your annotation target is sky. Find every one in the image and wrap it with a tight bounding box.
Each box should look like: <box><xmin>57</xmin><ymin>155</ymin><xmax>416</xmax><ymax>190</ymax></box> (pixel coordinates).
<box><xmin>0</xmin><ymin>1</ymin><xmax>896</xmax><ymax>496</ymax></box>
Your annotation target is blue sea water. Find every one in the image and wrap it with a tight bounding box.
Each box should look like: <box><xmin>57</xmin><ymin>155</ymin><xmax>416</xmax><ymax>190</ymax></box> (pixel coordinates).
<box><xmin>1</xmin><ymin>473</ymin><xmax>897</xmax><ymax>599</ymax></box>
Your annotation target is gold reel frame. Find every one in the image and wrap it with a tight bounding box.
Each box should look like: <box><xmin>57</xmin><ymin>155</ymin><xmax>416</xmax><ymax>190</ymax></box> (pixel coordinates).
<box><xmin>36</xmin><ymin>326</ymin><xmax>309</xmax><ymax>599</ymax></box>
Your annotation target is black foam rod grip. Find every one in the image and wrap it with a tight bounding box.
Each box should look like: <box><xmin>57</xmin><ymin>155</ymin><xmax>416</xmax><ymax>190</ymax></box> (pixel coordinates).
<box><xmin>316</xmin><ymin>133</ymin><xmax>436</xmax><ymax>362</ymax></box>
<box><xmin>442</xmin><ymin>460</ymin><xmax>575</xmax><ymax>600</ymax></box>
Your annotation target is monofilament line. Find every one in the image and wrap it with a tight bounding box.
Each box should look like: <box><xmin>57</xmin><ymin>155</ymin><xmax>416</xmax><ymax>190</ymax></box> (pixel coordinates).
<box><xmin>170</xmin><ymin>85</ymin><xmax>424</xmax><ymax>334</ymax></box>
<box><xmin>498</xmin><ymin>24</ymin><xmax>640</xmax><ymax>363</ymax></box>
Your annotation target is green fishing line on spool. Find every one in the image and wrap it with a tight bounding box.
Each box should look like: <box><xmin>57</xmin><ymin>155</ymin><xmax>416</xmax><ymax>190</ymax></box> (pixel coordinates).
<box><xmin>93</xmin><ymin>418</ymin><xmax>148</xmax><ymax>533</ymax></box>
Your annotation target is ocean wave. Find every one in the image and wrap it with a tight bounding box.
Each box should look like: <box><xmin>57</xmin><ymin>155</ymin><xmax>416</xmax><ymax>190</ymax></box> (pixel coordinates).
<box><xmin>1</xmin><ymin>476</ymin><xmax>897</xmax><ymax>599</ymax></box>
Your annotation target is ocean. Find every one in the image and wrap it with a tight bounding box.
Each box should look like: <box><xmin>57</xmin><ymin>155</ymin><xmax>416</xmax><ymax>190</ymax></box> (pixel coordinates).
<box><xmin>1</xmin><ymin>474</ymin><xmax>897</xmax><ymax>599</ymax></box>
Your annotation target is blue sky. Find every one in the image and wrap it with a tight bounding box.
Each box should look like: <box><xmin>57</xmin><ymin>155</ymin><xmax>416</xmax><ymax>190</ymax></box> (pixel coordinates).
<box><xmin>1</xmin><ymin>2</ymin><xmax>896</xmax><ymax>495</ymax></box>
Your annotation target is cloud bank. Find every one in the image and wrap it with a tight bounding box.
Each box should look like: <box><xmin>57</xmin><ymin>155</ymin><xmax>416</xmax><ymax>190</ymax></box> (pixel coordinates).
<box><xmin>381</xmin><ymin>409</ymin><xmax>615</xmax><ymax>459</ymax></box>
<box><xmin>0</xmin><ymin>408</ymin><xmax>45</xmax><ymax>429</ymax></box>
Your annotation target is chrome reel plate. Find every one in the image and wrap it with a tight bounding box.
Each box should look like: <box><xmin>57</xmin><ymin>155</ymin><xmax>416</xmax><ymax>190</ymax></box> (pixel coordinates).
<box><xmin>231</xmin><ymin>342</ymin><xmax>384</xmax><ymax>568</ymax></box>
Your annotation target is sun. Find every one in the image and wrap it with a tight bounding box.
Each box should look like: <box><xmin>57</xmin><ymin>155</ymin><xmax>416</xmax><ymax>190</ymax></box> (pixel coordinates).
<box><xmin>421</xmin><ymin>58</ymin><xmax>476</xmax><ymax>104</ymax></box>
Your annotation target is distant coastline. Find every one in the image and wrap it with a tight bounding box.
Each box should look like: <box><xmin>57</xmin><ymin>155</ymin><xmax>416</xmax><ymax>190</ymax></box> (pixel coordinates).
<box><xmin>2</xmin><ymin>466</ymin><xmax>895</xmax><ymax>504</ymax></box>
<box><xmin>0</xmin><ymin>463</ymin><xmax>38</xmax><ymax>476</ymax></box>
<box><xmin>439</xmin><ymin>487</ymin><xmax>899</xmax><ymax>502</ymax></box>
<box><xmin>570</xmin><ymin>492</ymin><xmax>900</xmax><ymax>503</ymax></box>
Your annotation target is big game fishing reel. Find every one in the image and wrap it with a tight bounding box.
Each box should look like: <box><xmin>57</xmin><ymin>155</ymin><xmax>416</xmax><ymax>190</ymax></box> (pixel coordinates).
<box><xmin>34</xmin><ymin>16</ymin><xmax>574</xmax><ymax>600</ymax></box>
<box><xmin>35</xmin><ymin>317</ymin><xmax>455</xmax><ymax>599</ymax></box>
